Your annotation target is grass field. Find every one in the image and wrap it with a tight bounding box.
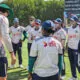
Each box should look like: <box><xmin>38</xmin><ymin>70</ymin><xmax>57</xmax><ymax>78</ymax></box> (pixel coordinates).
<box><xmin>6</xmin><ymin>40</ymin><xmax>80</xmax><ymax>80</ymax></box>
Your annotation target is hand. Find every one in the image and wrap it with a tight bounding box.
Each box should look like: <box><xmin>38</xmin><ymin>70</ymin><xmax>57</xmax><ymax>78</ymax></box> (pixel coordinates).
<box><xmin>10</xmin><ymin>52</ymin><xmax>16</xmax><ymax>65</ymax></box>
<box><xmin>31</xmin><ymin>36</ymin><xmax>35</xmax><ymax>40</ymax></box>
<box><xmin>28</xmin><ymin>73</ymin><xmax>32</xmax><ymax>80</ymax></box>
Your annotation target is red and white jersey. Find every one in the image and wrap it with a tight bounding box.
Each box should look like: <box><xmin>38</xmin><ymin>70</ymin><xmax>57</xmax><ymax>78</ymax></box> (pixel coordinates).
<box><xmin>30</xmin><ymin>36</ymin><xmax>62</xmax><ymax>77</ymax></box>
<box><xmin>31</xmin><ymin>27</ymin><xmax>42</xmax><ymax>39</ymax></box>
<box><xmin>68</xmin><ymin>26</ymin><xmax>80</xmax><ymax>49</ymax></box>
<box><xmin>0</xmin><ymin>14</ymin><xmax>13</xmax><ymax>53</ymax></box>
<box><xmin>25</xmin><ymin>25</ymin><xmax>34</xmax><ymax>43</ymax></box>
<box><xmin>53</xmin><ymin>28</ymin><xmax>66</xmax><ymax>42</ymax></box>
<box><xmin>10</xmin><ymin>26</ymin><xmax>25</xmax><ymax>44</ymax></box>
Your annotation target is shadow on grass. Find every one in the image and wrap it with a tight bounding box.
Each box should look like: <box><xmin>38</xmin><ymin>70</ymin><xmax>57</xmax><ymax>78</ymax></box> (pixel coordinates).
<box><xmin>7</xmin><ymin>68</ymin><xmax>28</xmax><ymax>80</ymax></box>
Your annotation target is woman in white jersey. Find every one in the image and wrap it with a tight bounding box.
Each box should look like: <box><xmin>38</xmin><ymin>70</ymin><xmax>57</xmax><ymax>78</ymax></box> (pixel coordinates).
<box><xmin>68</xmin><ymin>15</ymin><xmax>80</xmax><ymax>80</ymax></box>
<box><xmin>0</xmin><ymin>4</ymin><xmax>16</xmax><ymax>80</ymax></box>
<box><xmin>28</xmin><ymin>20</ymin><xmax>63</xmax><ymax>80</ymax></box>
<box><xmin>9</xmin><ymin>18</ymin><xmax>27</xmax><ymax>68</ymax></box>
<box><xmin>31</xmin><ymin>19</ymin><xmax>42</xmax><ymax>40</ymax></box>
<box><xmin>25</xmin><ymin>16</ymin><xmax>35</xmax><ymax>55</ymax></box>
<box><xmin>54</xmin><ymin>18</ymin><xmax>66</xmax><ymax>80</ymax></box>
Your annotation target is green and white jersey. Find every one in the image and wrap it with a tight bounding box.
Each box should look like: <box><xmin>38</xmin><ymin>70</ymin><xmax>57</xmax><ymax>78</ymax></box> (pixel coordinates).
<box><xmin>68</xmin><ymin>25</ymin><xmax>80</xmax><ymax>50</ymax></box>
<box><xmin>31</xmin><ymin>26</ymin><xmax>42</xmax><ymax>39</ymax></box>
<box><xmin>53</xmin><ymin>28</ymin><xmax>66</xmax><ymax>42</ymax></box>
<box><xmin>25</xmin><ymin>25</ymin><xmax>34</xmax><ymax>43</ymax></box>
<box><xmin>10</xmin><ymin>26</ymin><xmax>25</xmax><ymax>44</ymax></box>
<box><xmin>30</xmin><ymin>36</ymin><xmax>62</xmax><ymax>77</ymax></box>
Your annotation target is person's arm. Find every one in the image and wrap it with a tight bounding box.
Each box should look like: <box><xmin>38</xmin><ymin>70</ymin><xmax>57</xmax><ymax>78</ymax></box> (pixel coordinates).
<box><xmin>29</xmin><ymin>56</ymin><xmax>37</xmax><ymax>72</ymax></box>
<box><xmin>28</xmin><ymin>40</ymin><xmax>38</xmax><ymax>80</ymax></box>
<box><xmin>0</xmin><ymin>17</ymin><xmax>16</xmax><ymax>65</ymax></box>
<box><xmin>58</xmin><ymin>54</ymin><xmax>63</xmax><ymax>75</ymax></box>
<box><xmin>22</xmin><ymin>30</ymin><xmax>28</xmax><ymax>41</ymax></box>
<box><xmin>58</xmin><ymin>42</ymin><xmax>63</xmax><ymax>76</ymax></box>
<box><xmin>20</xmin><ymin>26</ymin><xmax>28</xmax><ymax>41</ymax></box>
<box><xmin>61</xmin><ymin>31</ymin><xmax>66</xmax><ymax>48</ymax></box>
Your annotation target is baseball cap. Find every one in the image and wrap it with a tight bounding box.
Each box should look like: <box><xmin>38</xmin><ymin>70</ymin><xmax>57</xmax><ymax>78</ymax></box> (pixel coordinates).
<box><xmin>29</xmin><ymin>16</ymin><xmax>35</xmax><ymax>21</ymax></box>
<box><xmin>0</xmin><ymin>4</ymin><xmax>14</xmax><ymax>18</ymax></box>
<box><xmin>35</xmin><ymin>19</ymin><xmax>41</xmax><ymax>25</ymax></box>
<box><xmin>13</xmin><ymin>18</ymin><xmax>19</xmax><ymax>23</ymax></box>
<box><xmin>70</xmin><ymin>15</ymin><xmax>78</xmax><ymax>22</ymax></box>
<box><xmin>42</xmin><ymin>20</ymin><xmax>55</xmax><ymax>30</ymax></box>
<box><xmin>54</xmin><ymin>18</ymin><xmax>62</xmax><ymax>24</ymax></box>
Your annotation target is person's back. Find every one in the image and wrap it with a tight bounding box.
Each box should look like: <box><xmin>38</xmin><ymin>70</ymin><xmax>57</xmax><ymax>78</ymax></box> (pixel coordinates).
<box><xmin>28</xmin><ymin>20</ymin><xmax>63</xmax><ymax>80</ymax></box>
<box><xmin>30</xmin><ymin>36</ymin><xmax>62</xmax><ymax>77</ymax></box>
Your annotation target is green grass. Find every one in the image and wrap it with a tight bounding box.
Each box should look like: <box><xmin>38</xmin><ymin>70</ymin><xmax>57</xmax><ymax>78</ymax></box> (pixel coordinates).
<box><xmin>6</xmin><ymin>41</ymin><xmax>80</xmax><ymax>80</ymax></box>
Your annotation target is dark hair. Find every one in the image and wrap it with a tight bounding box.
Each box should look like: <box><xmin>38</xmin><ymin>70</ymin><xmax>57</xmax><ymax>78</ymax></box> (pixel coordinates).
<box><xmin>42</xmin><ymin>27</ymin><xmax>55</xmax><ymax>34</ymax></box>
<box><xmin>0</xmin><ymin>7</ymin><xmax>9</xmax><ymax>13</ymax></box>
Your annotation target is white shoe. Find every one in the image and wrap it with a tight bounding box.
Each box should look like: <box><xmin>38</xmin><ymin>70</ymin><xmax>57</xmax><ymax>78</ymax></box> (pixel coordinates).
<box><xmin>61</xmin><ymin>75</ymin><xmax>66</xmax><ymax>80</ymax></box>
<box><xmin>19</xmin><ymin>64</ymin><xmax>24</xmax><ymax>68</ymax></box>
<box><xmin>69</xmin><ymin>77</ymin><xmax>78</xmax><ymax>80</ymax></box>
<box><xmin>9</xmin><ymin>65</ymin><xmax>15</xmax><ymax>68</ymax></box>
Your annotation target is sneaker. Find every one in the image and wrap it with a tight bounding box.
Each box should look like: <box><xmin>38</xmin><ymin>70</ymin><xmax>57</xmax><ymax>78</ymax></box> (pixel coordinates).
<box><xmin>61</xmin><ymin>75</ymin><xmax>66</xmax><ymax>80</ymax></box>
<box><xmin>9</xmin><ymin>64</ymin><xmax>15</xmax><ymax>68</ymax></box>
<box><xmin>19</xmin><ymin>64</ymin><xmax>24</xmax><ymax>68</ymax></box>
<box><xmin>69</xmin><ymin>77</ymin><xmax>78</xmax><ymax>80</ymax></box>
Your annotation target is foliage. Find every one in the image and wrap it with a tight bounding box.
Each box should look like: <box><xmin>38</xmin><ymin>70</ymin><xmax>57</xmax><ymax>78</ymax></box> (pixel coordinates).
<box><xmin>2</xmin><ymin>0</ymin><xmax>64</xmax><ymax>26</ymax></box>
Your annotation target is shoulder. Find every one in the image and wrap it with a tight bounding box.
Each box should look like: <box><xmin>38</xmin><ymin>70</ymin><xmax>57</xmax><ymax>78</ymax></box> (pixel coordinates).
<box><xmin>52</xmin><ymin>37</ymin><xmax>60</xmax><ymax>43</ymax></box>
<box><xmin>0</xmin><ymin>15</ymin><xmax>8</xmax><ymax>22</ymax></box>
<box><xmin>61</xmin><ymin>28</ymin><xmax>66</xmax><ymax>35</ymax></box>
<box><xmin>68</xmin><ymin>26</ymin><xmax>72</xmax><ymax>31</ymax></box>
<box><xmin>10</xmin><ymin>26</ymin><xmax>14</xmax><ymax>29</ymax></box>
<box><xmin>19</xmin><ymin>26</ymin><xmax>25</xmax><ymax>29</ymax></box>
<box><xmin>25</xmin><ymin>25</ymin><xmax>31</xmax><ymax>28</ymax></box>
<box><xmin>52</xmin><ymin>37</ymin><xmax>62</xmax><ymax>46</ymax></box>
<box><xmin>35</xmin><ymin>36</ymin><xmax>44</xmax><ymax>42</ymax></box>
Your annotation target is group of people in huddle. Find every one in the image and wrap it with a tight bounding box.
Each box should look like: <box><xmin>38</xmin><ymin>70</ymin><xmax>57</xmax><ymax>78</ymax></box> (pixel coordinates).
<box><xmin>0</xmin><ymin>3</ymin><xmax>80</xmax><ymax>80</ymax></box>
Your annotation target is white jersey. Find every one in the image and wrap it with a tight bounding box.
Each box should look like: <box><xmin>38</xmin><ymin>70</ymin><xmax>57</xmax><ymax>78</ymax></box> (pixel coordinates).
<box><xmin>53</xmin><ymin>28</ymin><xmax>66</xmax><ymax>42</ymax></box>
<box><xmin>25</xmin><ymin>25</ymin><xmax>34</xmax><ymax>43</ymax></box>
<box><xmin>10</xmin><ymin>26</ymin><xmax>25</xmax><ymax>44</ymax></box>
<box><xmin>31</xmin><ymin>27</ymin><xmax>42</xmax><ymax>39</ymax></box>
<box><xmin>30</xmin><ymin>36</ymin><xmax>62</xmax><ymax>77</ymax></box>
<box><xmin>68</xmin><ymin>26</ymin><xmax>80</xmax><ymax>50</ymax></box>
<box><xmin>0</xmin><ymin>14</ymin><xmax>13</xmax><ymax>53</ymax></box>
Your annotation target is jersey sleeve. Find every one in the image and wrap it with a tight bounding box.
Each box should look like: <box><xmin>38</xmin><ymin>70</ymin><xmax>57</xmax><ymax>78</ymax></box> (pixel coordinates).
<box><xmin>0</xmin><ymin>17</ymin><xmax>13</xmax><ymax>53</ymax></box>
<box><xmin>25</xmin><ymin>26</ymin><xmax>29</xmax><ymax>32</ymax></box>
<box><xmin>30</xmin><ymin>40</ymin><xmax>38</xmax><ymax>57</ymax></box>
<box><xmin>9</xmin><ymin>27</ymin><xmax>12</xmax><ymax>33</ymax></box>
<box><xmin>21</xmin><ymin>26</ymin><xmax>25</xmax><ymax>32</ymax></box>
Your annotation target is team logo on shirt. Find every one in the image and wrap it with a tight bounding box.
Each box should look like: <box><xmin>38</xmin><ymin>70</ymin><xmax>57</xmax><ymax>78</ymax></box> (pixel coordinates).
<box><xmin>43</xmin><ymin>42</ymin><xmax>47</xmax><ymax>47</ymax></box>
<box><xmin>13</xmin><ymin>32</ymin><xmax>20</xmax><ymax>36</ymax></box>
<box><xmin>43</xmin><ymin>41</ymin><xmax>56</xmax><ymax>47</ymax></box>
<box><xmin>69</xmin><ymin>34</ymin><xmax>76</xmax><ymax>38</ymax></box>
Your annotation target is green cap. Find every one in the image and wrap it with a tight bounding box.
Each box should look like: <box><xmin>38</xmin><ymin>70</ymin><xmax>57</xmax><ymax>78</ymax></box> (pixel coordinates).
<box><xmin>0</xmin><ymin>4</ymin><xmax>14</xmax><ymax>18</ymax></box>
